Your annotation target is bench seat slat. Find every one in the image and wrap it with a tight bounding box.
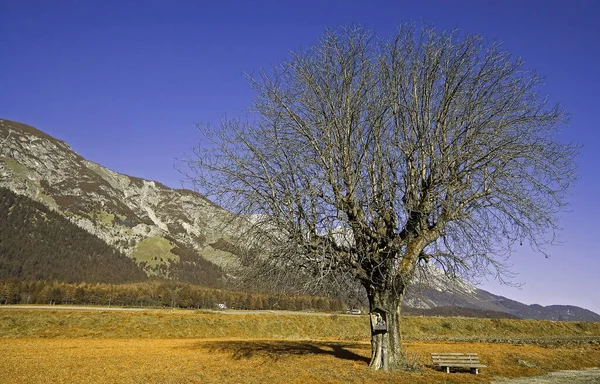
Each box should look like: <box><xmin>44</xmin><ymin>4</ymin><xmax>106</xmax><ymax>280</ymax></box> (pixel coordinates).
<box><xmin>433</xmin><ymin>359</ymin><xmax>482</xmax><ymax>362</ymax></box>
<box><xmin>432</xmin><ymin>360</ymin><xmax>484</xmax><ymax>363</ymax></box>
<box><xmin>434</xmin><ymin>363</ymin><xmax>487</xmax><ymax>368</ymax></box>
<box><xmin>432</xmin><ymin>357</ymin><xmax>480</xmax><ymax>360</ymax></box>
<box><xmin>431</xmin><ymin>353</ymin><xmax>478</xmax><ymax>355</ymax></box>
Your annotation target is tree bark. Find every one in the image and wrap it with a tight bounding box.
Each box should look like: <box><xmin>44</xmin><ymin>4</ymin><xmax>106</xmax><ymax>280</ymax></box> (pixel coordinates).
<box><xmin>368</xmin><ymin>289</ymin><xmax>404</xmax><ymax>371</ymax></box>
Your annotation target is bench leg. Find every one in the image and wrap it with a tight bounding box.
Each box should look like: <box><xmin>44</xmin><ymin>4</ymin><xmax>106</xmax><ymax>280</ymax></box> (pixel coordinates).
<box><xmin>475</xmin><ymin>368</ymin><xmax>479</xmax><ymax>375</ymax></box>
<box><xmin>446</xmin><ymin>367</ymin><xmax>449</xmax><ymax>373</ymax></box>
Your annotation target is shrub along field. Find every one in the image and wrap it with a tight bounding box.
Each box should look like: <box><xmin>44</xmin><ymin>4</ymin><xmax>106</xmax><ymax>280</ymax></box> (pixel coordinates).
<box><xmin>1</xmin><ymin>307</ymin><xmax>599</xmax><ymax>383</ymax></box>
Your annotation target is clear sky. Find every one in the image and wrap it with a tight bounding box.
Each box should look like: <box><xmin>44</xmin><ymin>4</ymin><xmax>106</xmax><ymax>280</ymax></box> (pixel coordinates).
<box><xmin>1</xmin><ymin>1</ymin><xmax>599</xmax><ymax>314</ymax></box>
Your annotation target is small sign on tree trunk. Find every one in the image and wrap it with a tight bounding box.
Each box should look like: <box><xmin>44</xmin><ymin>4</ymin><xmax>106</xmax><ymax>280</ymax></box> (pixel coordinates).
<box><xmin>370</xmin><ymin>308</ymin><xmax>388</xmax><ymax>334</ymax></box>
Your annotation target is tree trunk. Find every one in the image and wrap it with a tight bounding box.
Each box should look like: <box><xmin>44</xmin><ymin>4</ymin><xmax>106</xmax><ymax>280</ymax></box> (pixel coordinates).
<box><xmin>368</xmin><ymin>290</ymin><xmax>404</xmax><ymax>371</ymax></box>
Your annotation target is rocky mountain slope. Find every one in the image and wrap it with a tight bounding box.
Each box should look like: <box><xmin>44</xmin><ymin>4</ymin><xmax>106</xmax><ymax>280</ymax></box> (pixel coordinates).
<box><xmin>0</xmin><ymin>119</ymin><xmax>243</xmax><ymax>283</ymax></box>
<box><xmin>1</xmin><ymin>118</ymin><xmax>598</xmax><ymax>321</ymax></box>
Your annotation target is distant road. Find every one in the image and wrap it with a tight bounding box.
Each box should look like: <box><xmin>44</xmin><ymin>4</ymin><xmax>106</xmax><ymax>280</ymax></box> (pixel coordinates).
<box><xmin>0</xmin><ymin>305</ymin><xmax>359</xmax><ymax>316</ymax></box>
<box><xmin>0</xmin><ymin>305</ymin><xmax>148</xmax><ymax>312</ymax></box>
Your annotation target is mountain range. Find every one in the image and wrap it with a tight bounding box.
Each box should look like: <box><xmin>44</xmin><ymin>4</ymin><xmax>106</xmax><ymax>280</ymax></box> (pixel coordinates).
<box><xmin>1</xmin><ymin>118</ymin><xmax>598</xmax><ymax>321</ymax></box>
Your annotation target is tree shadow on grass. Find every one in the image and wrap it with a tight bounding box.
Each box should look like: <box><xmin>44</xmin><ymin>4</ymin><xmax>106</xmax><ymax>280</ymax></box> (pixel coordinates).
<box><xmin>194</xmin><ymin>340</ymin><xmax>371</xmax><ymax>363</ymax></box>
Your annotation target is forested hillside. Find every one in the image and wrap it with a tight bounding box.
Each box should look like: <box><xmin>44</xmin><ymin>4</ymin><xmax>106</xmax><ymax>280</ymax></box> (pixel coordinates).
<box><xmin>0</xmin><ymin>187</ymin><xmax>147</xmax><ymax>283</ymax></box>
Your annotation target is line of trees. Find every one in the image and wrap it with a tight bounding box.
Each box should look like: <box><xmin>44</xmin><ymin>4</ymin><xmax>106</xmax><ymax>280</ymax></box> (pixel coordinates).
<box><xmin>0</xmin><ymin>280</ymin><xmax>345</xmax><ymax>311</ymax></box>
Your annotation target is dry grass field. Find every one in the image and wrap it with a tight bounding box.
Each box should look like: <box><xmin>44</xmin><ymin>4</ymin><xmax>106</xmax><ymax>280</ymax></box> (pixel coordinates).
<box><xmin>1</xmin><ymin>307</ymin><xmax>599</xmax><ymax>383</ymax></box>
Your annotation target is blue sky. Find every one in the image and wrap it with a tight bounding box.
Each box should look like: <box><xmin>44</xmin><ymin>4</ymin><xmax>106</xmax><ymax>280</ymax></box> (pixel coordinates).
<box><xmin>1</xmin><ymin>0</ymin><xmax>599</xmax><ymax>314</ymax></box>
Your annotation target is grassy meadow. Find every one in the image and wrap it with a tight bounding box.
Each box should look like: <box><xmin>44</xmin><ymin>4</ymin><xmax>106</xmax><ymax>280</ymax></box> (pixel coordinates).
<box><xmin>1</xmin><ymin>307</ymin><xmax>599</xmax><ymax>383</ymax></box>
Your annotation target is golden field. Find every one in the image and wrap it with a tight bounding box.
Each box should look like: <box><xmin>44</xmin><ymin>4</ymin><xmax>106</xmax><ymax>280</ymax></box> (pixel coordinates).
<box><xmin>1</xmin><ymin>307</ymin><xmax>599</xmax><ymax>383</ymax></box>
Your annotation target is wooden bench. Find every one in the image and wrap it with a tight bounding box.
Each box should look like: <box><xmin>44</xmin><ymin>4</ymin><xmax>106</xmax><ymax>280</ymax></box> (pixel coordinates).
<box><xmin>431</xmin><ymin>353</ymin><xmax>487</xmax><ymax>374</ymax></box>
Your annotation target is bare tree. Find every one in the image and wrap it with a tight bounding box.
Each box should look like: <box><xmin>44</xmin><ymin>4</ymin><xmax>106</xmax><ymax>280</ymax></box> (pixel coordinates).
<box><xmin>183</xmin><ymin>25</ymin><xmax>578</xmax><ymax>370</ymax></box>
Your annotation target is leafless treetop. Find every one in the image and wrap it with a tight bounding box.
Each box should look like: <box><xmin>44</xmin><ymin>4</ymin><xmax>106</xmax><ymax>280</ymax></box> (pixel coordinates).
<box><xmin>184</xmin><ymin>25</ymin><xmax>578</xmax><ymax>297</ymax></box>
